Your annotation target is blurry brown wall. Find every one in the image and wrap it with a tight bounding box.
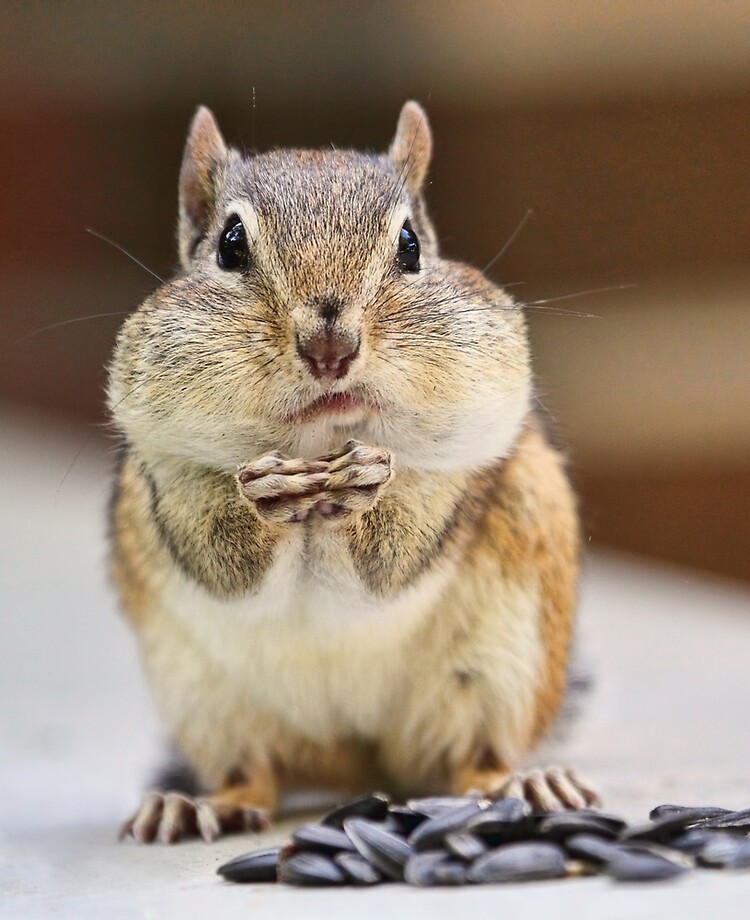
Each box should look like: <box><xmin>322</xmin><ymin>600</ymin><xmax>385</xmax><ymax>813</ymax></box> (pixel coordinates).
<box><xmin>1</xmin><ymin>2</ymin><xmax>749</xmax><ymax>581</ymax></box>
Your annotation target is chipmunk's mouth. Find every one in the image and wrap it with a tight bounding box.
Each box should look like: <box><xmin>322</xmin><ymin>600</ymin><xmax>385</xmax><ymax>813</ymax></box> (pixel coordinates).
<box><xmin>290</xmin><ymin>390</ymin><xmax>374</xmax><ymax>424</ymax></box>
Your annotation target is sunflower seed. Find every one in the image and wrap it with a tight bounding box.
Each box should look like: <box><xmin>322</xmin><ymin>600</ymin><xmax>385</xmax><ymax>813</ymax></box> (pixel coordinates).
<box><xmin>621</xmin><ymin>808</ymin><xmax>713</xmax><ymax>843</ymax></box>
<box><xmin>292</xmin><ymin>823</ymin><xmax>356</xmax><ymax>854</ymax></box>
<box><xmin>465</xmin><ymin>807</ymin><xmax>534</xmax><ymax>845</ymax></box>
<box><xmin>216</xmin><ymin>846</ymin><xmax>280</xmax><ymax>883</ymax></box>
<box><xmin>697</xmin><ymin>808</ymin><xmax>750</xmax><ymax>833</ymax></box>
<box><xmin>404</xmin><ymin>851</ymin><xmax>451</xmax><ymax>887</ymax></box>
<box><xmin>485</xmin><ymin>796</ymin><xmax>530</xmax><ymax>820</ymax></box>
<box><xmin>406</xmin><ymin>796</ymin><xmax>484</xmax><ymax>817</ymax></box>
<box><xmin>649</xmin><ymin>805</ymin><xmax>684</xmax><ymax>820</ymax></box>
<box><xmin>698</xmin><ymin>834</ymin><xmax>750</xmax><ymax>869</ymax></box>
<box><xmin>333</xmin><ymin>851</ymin><xmax>383</xmax><ymax>885</ymax></box>
<box><xmin>537</xmin><ymin>812</ymin><xmax>619</xmax><ymax>842</ymax></box>
<box><xmin>387</xmin><ymin>805</ymin><xmax>429</xmax><ymax>836</ymax></box>
<box><xmin>569</xmin><ymin>810</ymin><xmax>628</xmax><ymax>834</ymax></box>
<box><xmin>605</xmin><ymin>849</ymin><xmax>688</xmax><ymax>882</ymax></box>
<box><xmin>344</xmin><ymin>817</ymin><xmax>414</xmax><ymax>880</ymax></box>
<box><xmin>649</xmin><ymin>804</ymin><xmax>731</xmax><ymax>821</ymax></box>
<box><xmin>409</xmin><ymin>801</ymin><xmax>487</xmax><ymax>851</ymax></box>
<box><xmin>433</xmin><ymin>860</ymin><xmax>468</xmax><ymax>885</ymax></box>
<box><xmin>564</xmin><ymin>833</ymin><xmax>621</xmax><ymax>864</ymax></box>
<box><xmin>467</xmin><ymin>842</ymin><xmax>567</xmax><ymax>883</ymax></box>
<box><xmin>618</xmin><ymin>841</ymin><xmax>695</xmax><ymax>869</ymax></box>
<box><xmin>322</xmin><ymin>792</ymin><xmax>391</xmax><ymax>828</ymax></box>
<box><xmin>278</xmin><ymin>852</ymin><xmax>346</xmax><ymax>886</ymax></box>
<box><xmin>669</xmin><ymin>829</ymin><xmax>716</xmax><ymax>855</ymax></box>
<box><xmin>445</xmin><ymin>832</ymin><xmax>488</xmax><ymax>862</ymax></box>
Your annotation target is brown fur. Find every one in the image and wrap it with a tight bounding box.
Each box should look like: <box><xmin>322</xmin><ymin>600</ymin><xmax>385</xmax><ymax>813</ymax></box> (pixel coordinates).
<box><xmin>468</xmin><ymin>420</ymin><xmax>579</xmax><ymax>751</ymax></box>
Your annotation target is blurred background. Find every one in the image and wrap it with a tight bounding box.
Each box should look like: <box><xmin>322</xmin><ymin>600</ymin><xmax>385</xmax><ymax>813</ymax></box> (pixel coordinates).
<box><xmin>1</xmin><ymin>0</ymin><xmax>748</xmax><ymax>581</ymax></box>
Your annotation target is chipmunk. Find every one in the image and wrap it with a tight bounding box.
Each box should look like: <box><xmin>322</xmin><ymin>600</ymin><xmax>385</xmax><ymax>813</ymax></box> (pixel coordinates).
<box><xmin>110</xmin><ymin>101</ymin><xmax>597</xmax><ymax>844</ymax></box>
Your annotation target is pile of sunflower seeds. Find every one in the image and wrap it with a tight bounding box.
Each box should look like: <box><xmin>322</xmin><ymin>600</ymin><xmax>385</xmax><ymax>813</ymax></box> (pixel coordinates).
<box><xmin>217</xmin><ymin>793</ymin><xmax>750</xmax><ymax>887</ymax></box>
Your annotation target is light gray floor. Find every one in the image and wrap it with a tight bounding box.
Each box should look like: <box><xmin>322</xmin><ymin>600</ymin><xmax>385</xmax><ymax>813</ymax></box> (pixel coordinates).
<box><xmin>2</xmin><ymin>404</ymin><xmax>750</xmax><ymax>918</ymax></box>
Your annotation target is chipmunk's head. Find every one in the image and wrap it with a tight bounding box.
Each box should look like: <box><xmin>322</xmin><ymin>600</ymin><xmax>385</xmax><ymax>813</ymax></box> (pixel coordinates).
<box><xmin>109</xmin><ymin>103</ymin><xmax>531</xmax><ymax>470</ymax></box>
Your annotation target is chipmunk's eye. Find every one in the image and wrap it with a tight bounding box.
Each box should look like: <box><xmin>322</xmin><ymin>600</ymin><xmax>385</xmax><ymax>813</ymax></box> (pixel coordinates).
<box><xmin>397</xmin><ymin>220</ymin><xmax>420</xmax><ymax>272</ymax></box>
<box><xmin>217</xmin><ymin>216</ymin><xmax>249</xmax><ymax>271</ymax></box>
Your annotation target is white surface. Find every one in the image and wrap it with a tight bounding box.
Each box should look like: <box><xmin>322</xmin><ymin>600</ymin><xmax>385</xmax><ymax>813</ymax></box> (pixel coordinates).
<box><xmin>2</xmin><ymin>404</ymin><xmax>750</xmax><ymax>918</ymax></box>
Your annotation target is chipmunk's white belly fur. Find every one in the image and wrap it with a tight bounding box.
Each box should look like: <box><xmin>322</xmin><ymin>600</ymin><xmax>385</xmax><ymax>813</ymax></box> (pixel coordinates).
<box><xmin>144</xmin><ymin>535</ymin><xmax>454</xmax><ymax>753</ymax></box>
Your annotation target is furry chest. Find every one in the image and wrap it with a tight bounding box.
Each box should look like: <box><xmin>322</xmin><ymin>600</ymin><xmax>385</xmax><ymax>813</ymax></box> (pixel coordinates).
<box><xmin>157</xmin><ymin>541</ymin><xmax>436</xmax><ymax>743</ymax></box>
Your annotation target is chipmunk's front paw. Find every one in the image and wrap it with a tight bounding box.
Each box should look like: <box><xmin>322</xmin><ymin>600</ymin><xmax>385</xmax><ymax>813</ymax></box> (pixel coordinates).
<box><xmin>119</xmin><ymin>791</ymin><xmax>270</xmax><ymax>844</ymax></box>
<box><xmin>237</xmin><ymin>442</ymin><xmax>392</xmax><ymax>524</ymax></box>
<box><xmin>237</xmin><ymin>454</ymin><xmax>329</xmax><ymax>524</ymax></box>
<box><xmin>313</xmin><ymin>440</ymin><xmax>393</xmax><ymax>520</ymax></box>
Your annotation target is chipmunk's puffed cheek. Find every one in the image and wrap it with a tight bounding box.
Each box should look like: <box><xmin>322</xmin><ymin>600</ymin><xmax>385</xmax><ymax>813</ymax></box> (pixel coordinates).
<box><xmin>375</xmin><ymin>367</ymin><xmax>532</xmax><ymax>472</ymax></box>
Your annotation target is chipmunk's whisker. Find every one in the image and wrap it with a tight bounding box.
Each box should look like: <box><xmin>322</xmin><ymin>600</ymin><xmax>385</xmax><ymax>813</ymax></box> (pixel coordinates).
<box><xmin>86</xmin><ymin>227</ymin><xmax>165</xmax><ymax>283</ymax></box>
<box><xmin>482</xmin><ymin>208</ymin><xmax>534</xmax><ymax>275</ymax></box>
<box><xmin>14</xmin><ymin>311</ymin><xmax>134</xmax><ymax>347</ymax></box>
<box><xmin>522</xmin><ymin>283</ymin><xmax>636</xmax><ymax>309</ymax></box>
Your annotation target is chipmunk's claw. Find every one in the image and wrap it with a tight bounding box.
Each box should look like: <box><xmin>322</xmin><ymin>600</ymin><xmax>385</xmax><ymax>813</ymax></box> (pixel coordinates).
<box><xmin>311</xmin><ymin>440</ymin><xmax>393</xmax><ymax>519</ymax></box>
<box><xmin>237</xmin><ymin>455</ymin><xmax>330</xmax><ymax>524</ymax></box>
<box><xmin>496</xmin><ymin>767</ymin><xmax>601</xmax><ymax>812</ymax></box>
<box><xmin>237</xmin><ymin>442</ymin><xmax>392</xmax><ymax>524</ymax></box>
<box><xmin>119</xmin><ymin>791</ymin><xmax>270</xmax><ymax>844</ymax></box>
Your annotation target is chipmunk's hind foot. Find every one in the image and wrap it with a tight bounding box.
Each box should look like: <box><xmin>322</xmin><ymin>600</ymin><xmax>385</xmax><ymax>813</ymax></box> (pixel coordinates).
<box><xmin>119</xmin><ymin>791</ymin><xmax>271</xmax><ymax>844</ymax></box>
<box><xmin>498</xmin><ymin>766</ymin><xmax>600</xmax><ymax>812</ymax></box>
<box><xmin>456</xmin><ymin>762</ymin><xmax>599</xmax><ymax>812</ymax></box>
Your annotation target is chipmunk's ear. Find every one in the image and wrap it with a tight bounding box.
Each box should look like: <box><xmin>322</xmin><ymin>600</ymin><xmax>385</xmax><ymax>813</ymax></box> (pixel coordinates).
<box><xmin>178</xmin><ymin>106</ymin><xmax>228</xmax><ymax>267</ymax></box>
<box><xmin>388</xmin><ymin>101</ymin><xmax>432</xmax><ymax>197</ymax></box>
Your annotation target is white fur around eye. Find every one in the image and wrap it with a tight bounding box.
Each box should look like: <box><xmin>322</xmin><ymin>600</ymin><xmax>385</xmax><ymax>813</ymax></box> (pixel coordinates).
<box><xmin>224</xmin><ymin>199</ymin><xmax>260</xmax><ymax>244</ymax></box>
<box><xmin>387</xmin><ymin>204</ymin><xmax>410</xmax><ymax>247</ymax></box>
<box><xmin>202</xmin><ymin>199</ymin><xmax>262</xmax><ymax>287</ymax></box>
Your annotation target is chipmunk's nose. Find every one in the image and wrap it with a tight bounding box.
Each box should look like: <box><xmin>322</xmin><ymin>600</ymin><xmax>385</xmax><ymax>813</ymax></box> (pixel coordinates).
<box><xmin>296</xmin><ymin>329</ymin><xmax>360</xmax><ymax>380</ymax></box>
